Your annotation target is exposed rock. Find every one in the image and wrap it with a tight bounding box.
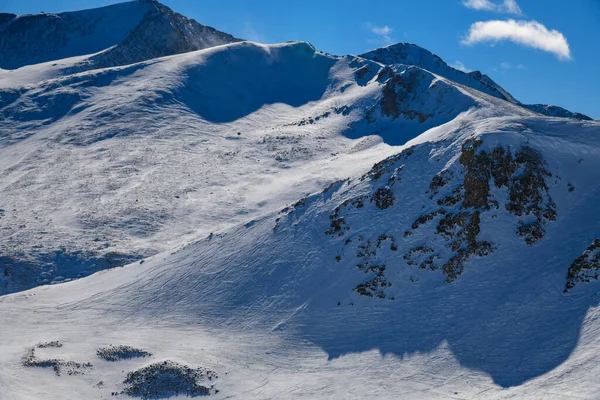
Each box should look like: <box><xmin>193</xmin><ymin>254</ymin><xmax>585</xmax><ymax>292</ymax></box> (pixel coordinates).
<box><xmin>22</xmin><ymin>346</ymin><xmax>92</xmax><ymax>376</ymax></box>
<box><xmin>404</xmin><ymin>245</ymin><xmax>441</xmax><ymax>271</ymax></box>
<box><xmin>371</xmin><ymin>187</ymin><xmax>395</xmax><ymax>209</ymax></box>
<box><xmin>364</xmin><ymin>147</ymin><xmax>413</xmax><ymax>181</ymax></box>
<box><xmin>97</xmin><ymin>345</ymin><xmax>152</xmax><ymax>362</ymax></box>
<box><xmin>123</xmin><ymin>360</ymin><xmax>218</xmax><ymax>398</ymax></box>
<box><xmin>565</xmin><ymin>239</ymin><xmax>600</xmax><ymax>292</ymax></box>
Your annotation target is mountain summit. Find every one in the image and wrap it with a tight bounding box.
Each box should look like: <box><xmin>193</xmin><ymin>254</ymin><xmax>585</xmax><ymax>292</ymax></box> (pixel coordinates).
<box><xmin>361</xmin><ymin>42</ymin><xmax>518</xmax><ymax>104</ymax></box>
<box><xmin>361</xmin><ymin>42</ymin><xmax>592</xmax><ymax>121</ymax></box>
<box><xmin>0</xmin><ymin>0</ymin><xmax>240</xmax><ymax>71</ymax></box>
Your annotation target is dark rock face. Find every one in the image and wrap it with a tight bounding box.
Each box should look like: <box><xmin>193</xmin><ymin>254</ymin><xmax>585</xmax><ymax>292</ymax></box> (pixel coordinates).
<box><xmin>565</xmin><ymin>239</ymin><xmax>600</xmax><ymax>292</ymax></box>
<box><xmin>378</xmin><ymin>67</ymin><xmax>432</xmax><ymax>122</ymax></box>
<box><xmin>0</xmin><ymin>13</ymin><xmax>16</xmax><ymax>26</ymax></box>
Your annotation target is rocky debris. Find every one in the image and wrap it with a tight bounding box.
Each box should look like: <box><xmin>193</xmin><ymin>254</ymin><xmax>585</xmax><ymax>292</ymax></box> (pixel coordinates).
<box><xmin>325</xmin><ymin>206</ymin><xmax>349</xmax><ymax>237</ymax></box>
<box><xmin>454</xmin><ymin>139</ymin><xmax>556</xmax><ymax>244</ymax></box>
<box><xmin>97</xmin><ymin>345</ymin><xmax>152</xmax><ymax>362</ymax></box>
<box><xmin>565</xmin><ymin>239</ymin><xmax>600</xmax><ymax>292</ymax></box>
<box><xmin>404</xmin><ymin>245</ymin><xmax>441</xmax><ymax>271</ymax></box>
<box><xmin>22</xmin><ymin>346</ymin><xmax>92</xmax><ymax>376</ymax></box>
<box><xmin>371</xmin><ymin>187</ymin><xmax>395</xmax><ymax>209</ymax></box>
<box><xmin>363</xmin><ymin>147</ymin><xmax>413</xmax><ymax>181</ymax></box>
<box><xmin>353</xmin><ymin>237</ymin><xmax>393</xmax><ymax>299</ymax></box>
<box><xmin>354</xmin><ymin>265</ymin><xmax>391</xmax><ymax>299</ymax></box>
<box><xmin>376</xmin><ymin>234</ymin><xmax>398</xmax><ymax>251</ymax></box>
<box><xmin>37</xmin><ymin>340</ymin><xmax>63</xmax><ymax>348</ymax></box>
<box><xmin>122</xmin><ymin>360</ymin><xmax>218</xmax><ymax>398</ymax></box>
<box><xmin>412</xmin><ymin>209</ymin><xmax>446</xmax><ymax>230</ymax></box>
<box><xmin>429</xmin><ymin>170</ymin><xmax>454</xmax><ymax>198</ymax></box>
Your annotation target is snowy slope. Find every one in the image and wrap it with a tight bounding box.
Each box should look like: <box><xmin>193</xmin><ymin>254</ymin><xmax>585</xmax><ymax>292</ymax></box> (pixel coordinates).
<box><xmin>2</xmin><ymin>2</ymin><xmax>600</xmax><ymax>399</ymax></box>
<box><xmin>1</xmin><ymin>39</ymin><xmax>513</xmax><ymax>294</ymax></box>
<box><xmin>1</xmin><ymin>113</ymin><xmax>600</xmax><ymax>399</ymax></box>
<box><xmin>361</xmin><ymin>43</ymin><xmax>592</xmax><ymax>120</ymax></box>
<box><xmin>0</xmin><ymin>0</ymin><xmax>240</xmax><ymax>72</ymax></box>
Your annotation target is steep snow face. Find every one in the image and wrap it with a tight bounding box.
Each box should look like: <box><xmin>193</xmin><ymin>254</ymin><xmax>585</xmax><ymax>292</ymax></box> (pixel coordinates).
<box><xmin>0</xmin><ymin>0</ymin><xmax>240</xmax><ymax>71</ymax></box>
<box><xmin>0</xmin><ymin>40</ymin><xmax>501</xmax><ymax>294</ymax></box>
<box><xmin>2</xmin><ymin>115</ymin><xmax>600</xmax><ymax>399</ymax></box>
<box><xmin>361</xmin><ymin>43</ymin><xmax>518</xmax><ymax>104</ymax></box>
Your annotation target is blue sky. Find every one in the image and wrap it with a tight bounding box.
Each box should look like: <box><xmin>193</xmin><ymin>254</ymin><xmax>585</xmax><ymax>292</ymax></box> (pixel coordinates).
<box><xmin>4</xmin><ymin>0</ymin><xmax>599</xmax><ymax>118</ymax></box>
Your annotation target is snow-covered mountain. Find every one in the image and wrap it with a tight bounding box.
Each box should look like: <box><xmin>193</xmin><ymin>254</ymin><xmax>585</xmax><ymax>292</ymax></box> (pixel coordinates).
<box><xmin>523</xmin><ymin>103</ymin><xmax>593</xmax><ymax>121</ymax></box>
<box><xmin>0</xmin><ymin>0</ymin><xmax>240</xmax><ymax>71</ymax></box>
<box><xmin>361</xmin><ymin>43</ymin><xmax>519</xmax><ymax>104</ymax></box>
<box><xmin>1</xmin><ymin>2</ymin><xmax>600</xmax><ymax>398</ymax></box>
<box><xmin>1</xmin><ymin>110</ymin><xmax>600</xmax><ymax>399</ymax></box>
<box><xmin>1</xmin><ymin>36</ymin><xmax>529</xmax><ymax>294</ymax></box>
<box><xmin>361</xmin><ymin>42</ymin><xmax>593</xmax><ymax>121</ymax></box>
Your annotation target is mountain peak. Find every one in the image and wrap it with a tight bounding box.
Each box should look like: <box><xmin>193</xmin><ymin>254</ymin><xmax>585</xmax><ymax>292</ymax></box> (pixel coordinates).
<box><xmin>361</xmin><ymin>42</ymin><xmax>518</xmax><ymax>104</ymax></box>
<box><xmin>0</xmin><ymin>0</ymin><xmax>241</xmax><ymax>71</ymax></box>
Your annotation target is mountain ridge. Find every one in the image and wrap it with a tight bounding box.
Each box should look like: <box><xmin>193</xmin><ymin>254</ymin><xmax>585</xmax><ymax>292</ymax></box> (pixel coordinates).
<box><xmin>360</xmin><ymin>42</ymin><xmax>593</xmax><ymax>121</ymax></box>
<box><xmin>0</xmin><ymin>0</ymin><xmax>241</xmax><ymax>72</ymax></box>
<box><xmin>1</xmin><ymin>4</ymin><xmax>600</xmax><ymax>398</ymax></box>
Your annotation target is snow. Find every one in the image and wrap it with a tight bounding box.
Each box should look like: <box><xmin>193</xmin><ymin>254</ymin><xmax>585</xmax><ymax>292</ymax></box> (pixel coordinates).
<box><xmin>0</xmin><ymin>1</ymin><xmax>153</xmax><ymax>69</ymax></box>
<box><xmin>0</xmin><ymin>0</ymin><xmax>239</xmax><ymax>74</ymax></box>
<box><xmin>2</xmin><ymin>2</ymin><xmax>600</xmax><ymax>398</ymax></box>
<box><xmin>1</xmin><ymin>39</ymin><xmax>495</xmax><ymax>293</ymax></box>
<box><xmin>2</xmin><ymin>112</ymin><xmax>600</xmax><ymax>398</ymax></box>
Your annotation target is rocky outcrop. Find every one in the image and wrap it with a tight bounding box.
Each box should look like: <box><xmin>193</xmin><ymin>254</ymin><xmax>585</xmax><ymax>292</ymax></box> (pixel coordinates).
<box><xmin>565</xmin><ymin>239</ymin><xmax>600</xmax><ymax>292</ymax></box>
<box><xmin>321</xmin><ymin>137</ymin><xmax>557</xmax><ymax>290</ymax></box>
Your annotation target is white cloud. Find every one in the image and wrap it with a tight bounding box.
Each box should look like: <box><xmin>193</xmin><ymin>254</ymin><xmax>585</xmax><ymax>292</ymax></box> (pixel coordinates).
<box><xmin>451</xmin><ymin>61</ymin><xmax>472</xmax><ymax>73</ymax></box>
<box><xmin>500</xmin><ymin>61</ymin><xmax>511</xmax><ymax>69</ymax></box>
<box><xmin>462</xmin><ymin>19</ymin><xmax>571</xmax><ymax>60</ymax></box>
<box><xmin>364</xmin><ymin>22</ymin><xmax>394</xmax><ymax>43</ymax></box>
<box><xmin>462</xmin><ymin>0</ymin><xmax>522</xmax><ymax>14</ymax></box>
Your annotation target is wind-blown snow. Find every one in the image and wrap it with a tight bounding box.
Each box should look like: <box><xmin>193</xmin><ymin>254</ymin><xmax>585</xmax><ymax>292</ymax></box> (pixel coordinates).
<box><xmin>0</xmin><ymin>39</ymin><xmax>499</xmax><ymax>293</ymax></box>
<box><xmin>1</xmin><ymin>112</ymin><xmax>600</xmax><ymax>399</ymax></box>
<box><xmin>2</xmin><ymin>3</ymin><xmax>600</xmax><ymax>398</ymax></box>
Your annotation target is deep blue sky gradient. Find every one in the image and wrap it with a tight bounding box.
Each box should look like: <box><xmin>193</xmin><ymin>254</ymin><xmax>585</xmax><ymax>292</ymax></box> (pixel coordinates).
<box><xmin>3</xmin><ymin>0</ymin><xmax>599</xmax><ymax>118</ymax></box>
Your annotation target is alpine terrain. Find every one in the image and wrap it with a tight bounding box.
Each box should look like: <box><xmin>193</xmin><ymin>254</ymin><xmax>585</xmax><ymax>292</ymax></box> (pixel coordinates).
<box><xmin>1</xmin><ymin>1</ymin><xmax>599</xmax><ymax>399</ymax></box>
